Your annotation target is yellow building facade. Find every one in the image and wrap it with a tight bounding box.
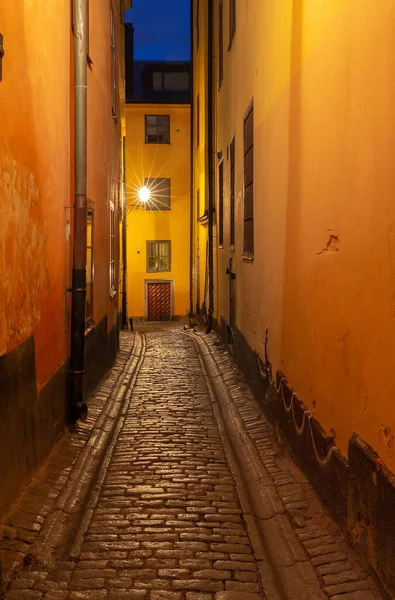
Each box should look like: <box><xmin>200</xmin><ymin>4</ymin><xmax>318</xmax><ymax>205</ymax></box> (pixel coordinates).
<box><xmin>125</xmin><ymin>96</ymin><xmax>190</xmax><ymax>321</ymax></box>
<box><xmin>193</xmin><ymin>0</ymin><xmax>395</xmax><ymax>591</ymax></box>
<box><xmin>192</xmin><ymin>0</ymin><xmax>211</xmax><ymax>321</ymax></box>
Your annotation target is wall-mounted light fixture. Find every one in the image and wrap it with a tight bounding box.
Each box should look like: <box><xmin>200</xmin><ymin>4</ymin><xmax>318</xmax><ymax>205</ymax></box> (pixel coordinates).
<box><xmin>139</xmin><ymin>186</ymin><xmax>151</xmax><ymax>203</ymax></box>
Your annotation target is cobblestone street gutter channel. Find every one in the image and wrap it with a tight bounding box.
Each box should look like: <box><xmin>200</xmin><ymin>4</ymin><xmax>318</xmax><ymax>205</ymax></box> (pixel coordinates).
<box><xmin>0</xmin><ymin>332</ymin><xmax>144</xmax><ymax>594</ymax></box>
<box><xmin>188</xmin><ymin>331</ymin><xmax>382</xmax><ymax>600</ymax></box>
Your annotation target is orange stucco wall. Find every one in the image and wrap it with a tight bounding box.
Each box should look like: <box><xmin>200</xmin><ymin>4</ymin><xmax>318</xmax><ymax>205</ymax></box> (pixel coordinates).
<box><xmin>0</xmin><ymin>1</ymin><xmax>125</xmax><ymax>517</ymax></box>
<box><xmin>0</xmin><ymin>2</ymin><xmax>71</xmax><ymax>387</ymax></box>
<box><xmin>87</xmin><ymin>0</ymin><xmax>122</xmax><ymax>330</ymax></box>
<box><xmin>0</xmin><ymin>1</ymin><xmax>123</xmax><ymax>387</ymax></box>
<box><xmin>211</xmin><ymin>0</ymin><xmax>395</xmax><ymax>471</ymax></box>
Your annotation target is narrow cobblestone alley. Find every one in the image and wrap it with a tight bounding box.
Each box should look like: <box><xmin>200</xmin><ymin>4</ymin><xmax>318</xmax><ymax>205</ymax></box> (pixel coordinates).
<box><xmin>0</xmin><ymin>327</ymin><xmax>383</xmax><ymax>600</ymax></box>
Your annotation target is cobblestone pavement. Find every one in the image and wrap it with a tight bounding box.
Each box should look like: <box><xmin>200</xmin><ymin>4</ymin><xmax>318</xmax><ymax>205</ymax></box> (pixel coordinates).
<box><xmin>0</xmin><ymin>327</ymin><xmax>383</xmax><ymax>600</ymax></box>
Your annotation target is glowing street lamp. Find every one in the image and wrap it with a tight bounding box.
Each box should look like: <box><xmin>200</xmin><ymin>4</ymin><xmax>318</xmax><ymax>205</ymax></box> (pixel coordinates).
<box><xmin>139</xmin><ymin>186</ymin><xmax>151</xmax><ymax>203</ymax></box>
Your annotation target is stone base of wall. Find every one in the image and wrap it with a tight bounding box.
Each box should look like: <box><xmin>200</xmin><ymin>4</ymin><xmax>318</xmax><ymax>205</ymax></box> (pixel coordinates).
<box><xmin>217</xmin><ymin>318</ymin><xmax>395</xmax><ymax>597</ymax></box>
<box><xmin>84</xmin><ymin>315</ymin><xmax>119</xmax><ymax>396</ymax></box>
<box><xmin>0</xmin><ymin>338</ymin><xmax>66</xmax><ymax>518</ymax></box>
<box><xmin>0</xmin><ymin>316</ymin><xmax>119</xmax><ymax>519</ymax></box>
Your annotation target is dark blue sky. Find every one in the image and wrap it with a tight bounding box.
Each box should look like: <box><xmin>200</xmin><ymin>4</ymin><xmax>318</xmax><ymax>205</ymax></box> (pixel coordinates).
<box><xmin>125</xmin><ymin>0</ymin><xmax>190</xmax><ymax>61</ymax></box>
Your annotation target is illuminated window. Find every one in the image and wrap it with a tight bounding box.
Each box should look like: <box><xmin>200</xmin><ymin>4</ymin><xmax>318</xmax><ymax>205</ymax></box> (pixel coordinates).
<box><xmin>145</xmin><ymin>114</ymin><xmax>170</xmax><ymax>144</ymax></box>
<box><xmin>146</xmin><ymin>241</ymin><xmax>171</xmax><ymax>273</ymax></box>
<box><xmin>86</xmin><ymin>209</ymin><xmax>94</xmax><ymax>325</ymax></box>
<box><xmin>243</xmin><ymin>103</ymin><xmax>254</xmax><ymax>256</ymax></box>
<box><xmin>144</xmin><ymin>178</ymin><xmax>171</xmax><ymax>210</ymax></box>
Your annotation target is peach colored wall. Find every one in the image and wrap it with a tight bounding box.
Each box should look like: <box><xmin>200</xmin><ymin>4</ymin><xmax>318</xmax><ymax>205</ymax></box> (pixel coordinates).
<box><xmin>213</xmin><ymin>0</ymin><xmax>395</xmax><ymax>471</ymax></box>
<box><xmin>125</xmin><ymin>104</ymin><xmax>190</xmax><ymax>318</ymax></box>
<box><xmin>0</xmin><ymin>2</ymin><xmax>71</xmax><ymax>387</ymax></box>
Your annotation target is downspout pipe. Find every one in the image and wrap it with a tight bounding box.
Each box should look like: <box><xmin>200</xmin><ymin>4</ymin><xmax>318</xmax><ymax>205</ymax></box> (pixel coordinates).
<box><xmin>189</xmin><ymin>0</ymin><xmax>194</xmax><ymax>318</ymax></box>
<box><xmin>206</xmin><ymin>0</ymin><xmax>214</xmax><ymax>333</ymax></box>
<box><xmin>69</xmin><ymin>0</ymin><xmax>88</xmax><ymax>423</ymax></box>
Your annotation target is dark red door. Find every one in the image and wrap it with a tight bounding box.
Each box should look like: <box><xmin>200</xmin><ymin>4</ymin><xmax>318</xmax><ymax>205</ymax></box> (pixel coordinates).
<box><xmin>147</xmin><ymin>282</ymin><xmax>171</xmax><ymax>321</ymax></box>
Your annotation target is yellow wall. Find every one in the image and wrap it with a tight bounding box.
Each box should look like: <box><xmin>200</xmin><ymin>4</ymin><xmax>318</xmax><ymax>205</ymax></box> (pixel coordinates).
<box><xmin>210</xmin><ymin>0</ymin><xmax>395</xmax><ymax>472</ymax></box>
<box><xmin>125</xmin><ymin>103</ymin><xmax>190</xmax><ymax>318</ymax></box>
<box><xmin>192</xmin><ymin>0</ymin><xmax>209</xmax><ymax>315</ymax></box>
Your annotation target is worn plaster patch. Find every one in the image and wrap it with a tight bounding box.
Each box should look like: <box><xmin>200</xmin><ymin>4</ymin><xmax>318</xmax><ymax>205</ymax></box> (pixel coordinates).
<box><xmin>317</xmin><ymin>233</ymin><xmax>340</xmax><ymax>255</ymax></box>
<box><xmin>0</xmin><ymin>142</ymin><xmax>47</xmax><ymax>355</ymax></box>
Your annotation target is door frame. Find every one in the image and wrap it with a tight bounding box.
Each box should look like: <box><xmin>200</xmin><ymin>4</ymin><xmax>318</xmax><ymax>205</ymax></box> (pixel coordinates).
<box><xmin>144</xmin><ymin>279</ymin><xmax>174</xmax><ymax>321</ymax></box>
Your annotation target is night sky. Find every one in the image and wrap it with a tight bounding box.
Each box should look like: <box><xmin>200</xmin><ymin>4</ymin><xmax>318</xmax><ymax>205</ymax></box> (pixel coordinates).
<box><xmin>125</xmin><ymin>0</ymin><xmax>190</xmax><ymax>61</ymax></box>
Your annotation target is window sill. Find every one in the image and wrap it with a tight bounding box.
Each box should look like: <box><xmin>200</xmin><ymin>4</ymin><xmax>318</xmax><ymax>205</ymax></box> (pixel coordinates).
<box><xmin>110</xmin><ymin>289</ymin><xmax>117</xmax><ymax>299</ymax></box>
<box><xmin>242</xmin><ymin>252</ymin><xmax>254</xmax><ymax>263</ymax></box>
<box><xmin>218</xmin><ymin>244</ymin><xmax>224</xmax><ymax>250</ymax></box>
<box><xmin>145</xmin><ymin>141</ymin><xmax>171</xmax><ymax>145</ymax></box>
<box><xmin>229</xmin><ymin>244</ymin><xmax>235</xmax><ymax>252</ymax></box>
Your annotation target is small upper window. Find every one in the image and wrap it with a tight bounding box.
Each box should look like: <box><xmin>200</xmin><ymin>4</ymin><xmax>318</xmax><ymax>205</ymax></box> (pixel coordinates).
<box><xmin>145</xmin><ymin>114</ymin><xmax>170</xmax><ymax>144</ymax></box>
<box><xmin>152</xmin><ymin>72</ymin><xmax>189</xmax><ymax>92</ymax></box>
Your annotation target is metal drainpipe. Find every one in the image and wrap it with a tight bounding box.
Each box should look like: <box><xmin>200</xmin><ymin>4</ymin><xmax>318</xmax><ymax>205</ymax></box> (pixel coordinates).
<box><xmin>189</xmin><ymin>0</ymin><xmax>194</xmax><ymax>318</ymax></box>
<box><xmin>69</xmin><ymin>0</ymin><xmax>88</xmax><ymax>423</ymax></box>
<box><xmin>206</xmin><ymin>0</ymin><xmax>214</xmax><ymax>334</ymax></box>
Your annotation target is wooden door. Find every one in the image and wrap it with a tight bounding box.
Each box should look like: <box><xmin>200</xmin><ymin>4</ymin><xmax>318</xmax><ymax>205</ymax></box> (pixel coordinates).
<box><xmin>147</xmin><ymin>282</ymin><xmax>171</xmax><ymax>321</ymax></box>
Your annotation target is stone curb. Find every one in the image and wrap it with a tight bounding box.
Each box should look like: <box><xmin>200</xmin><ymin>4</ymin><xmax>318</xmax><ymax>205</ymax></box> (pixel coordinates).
<box><xmin>187</xmin><ymin>331</ymin><xmax>327</xmax><ymax>600</ymax></box>
<box><xmin>26</xmin><ymin>332</ymin><xmax>146</xmax><ymax>570</ymax></box>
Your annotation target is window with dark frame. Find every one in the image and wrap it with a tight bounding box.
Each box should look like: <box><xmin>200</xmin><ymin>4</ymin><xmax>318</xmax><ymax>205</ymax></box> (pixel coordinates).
<box><xmin>145</xmin><ymin>114</ymin><xmax>170</xmax><ymax>144</ymax></box>
<box><xmin>196</xmin><ymin>94</ymin><xmax>200</xmax><ymax>147</ymax></box>
<box><xmin>146</xmin><ymin>240</ymin><xmax>171</xmax><ymax>273</ymax></box>
<box><xmin>196</xmin><ymin>0</ymin><xmax>200</xmax><ymax>50</ymax></box>
<box><xmin>243</xmin><ymin>103</ymin><xmax>254</xmax><ymax>256</ymax></box>
<box><xmin>152</xmin><ymin>71</ymin><xmax>190</xmax><ymax>92</ymax></box>
<box><xmin>218</xmin><ymin>161</ymin><xmax>224</xmax><ymax>246</ymax></box>
<box><xmin>144</xmin><ymin>177</ymin><xmax>171</xmax><ymax>210</ymax></box>
<box><xmin>86</xmin><ymin>208</ymin><xmax>94</xmax><ymax>325</ymax></box>
<box><xmin>219</xmin><ymin>1</ymin><xmax>224</xmax><ymax>88</ymax></box>
<box><xmin>196</xmin><ymin>188</ymin><xmax>200</xmax><ymax>220</ymax></box>
<box><xmin>229</xmin><ymin>0</ymin><xmax>236</xmax><ymax>48</ymax></box>
<box><xmin>230</xmin><ymin>138</ymin><xmax>235</xmax><ymax>246</ymax></box>
<box><xmin>110</xmin><ymin>203</ymin><xmax>116</xmax><ymax>295</ymax></box>
<box><xmin>110</xmin><ymin>3</ymin><xmax>117</xmax><ymax>122</ymax></box>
